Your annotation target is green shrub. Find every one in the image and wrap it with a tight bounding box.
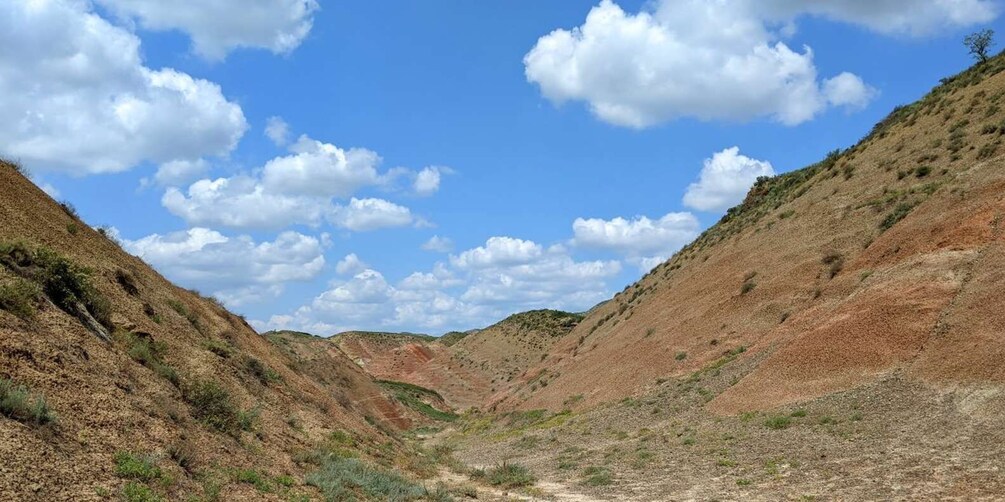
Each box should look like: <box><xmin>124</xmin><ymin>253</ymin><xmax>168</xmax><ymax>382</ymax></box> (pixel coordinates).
<box><xmin>790</xmin><ymin>409</ymin><xmax>807</xmax><ymax>418</ymax></box>
<box><xmin>740</xmin><ymin>280</ymin><xmax>756</xmax><ymax>295</ymax></box>
<box><xmin>0</xmin><ymin>278</ymin><xmax>40</xmax><ymax>319</ymax></box>
<box><xmin>184</xmin><ymin>380</ymin><xmax>240</xmax><ymax>434</ymax></box>
<box><xmin>581</xmin><ymin>466</ymin><xmax>613</xmax><ymax>486</ymax></box>
<box><xmin>114</xmin><ymin>452</ymin><xmax>161</xmax><ymax>481</ymax></box>
<box><xmin>675</xmin><ymin>352</ymin><xmax>687</xmax><ymax>361</ymax></box>
<box><xmin>232</xmin><ymin>468</ymin><xmax>271</xmax><ymax>493</ymax></box>
<box><xmin>486</xmin><ymin>463</ymin><xmax>535</xmax><ymax>489</ymax></box>
<box><xmin>880</xmin><ymin>202</ymin><xmax>918</xmax><ymax>231</ymax></box>
<box><xmin>122</xmin><ymin>333</ymin><xmax>179</xmax><ymax>387</ymax></box>
<box><xmin>122</xmin><ymin>482</ymin><xmax>163</xmax><ymax>502</ymax></box>
<box><xmin>0</xmin><ymin>378</ymin><xmax>55</xmax><ymax>425</ymax></box>
<box><xmin>915</xmin><ymin>165</ymin><xmax>932</xmax><ymax>177</ymax></box>
<box><xmin>764</xmin><ymin>415</ymin><xmax>792</xmax><ymax>430</ymax></box>
<box><xmin>245</xmin><ymin>357</ymin><xmax>281</xmax><ymax>385</ymax></box>
<box><xmin>0</xmin><ymin>242</ymin><xmax>111</xmax><ymax>329</ymax></box>
<box><xmin>306</xmin><ymin>457</ymin><xmax>426</xmax><ymax>501</ymax></box>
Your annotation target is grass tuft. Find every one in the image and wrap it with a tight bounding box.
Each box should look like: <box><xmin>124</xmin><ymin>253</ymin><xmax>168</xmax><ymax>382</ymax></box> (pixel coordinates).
<box><xmin>0</xmin><ymin>378</ymin><xmax>55</xmax><ymax>426</ymax></box>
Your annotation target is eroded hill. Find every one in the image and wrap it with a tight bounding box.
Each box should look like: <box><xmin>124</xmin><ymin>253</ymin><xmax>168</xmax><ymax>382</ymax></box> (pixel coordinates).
<box><xmin>0</xmin><ymin>164</ymin><xmax>449</xmax><ymax>500</ymax></box>
<box><xmin>494</xmin><ymin>55</ymin><xmax>1005</xmax><ymax>417</ymax></box>
<box><xmin>333</xmin><ymin>310</ymin><xmax>584</xmax><ymax>410</ymax></box>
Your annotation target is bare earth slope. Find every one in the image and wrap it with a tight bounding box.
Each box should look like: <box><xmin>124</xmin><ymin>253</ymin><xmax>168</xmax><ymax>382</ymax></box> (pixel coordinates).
<box><xmin>335</xmin><ymin>310</ymin><xmax>583</xmax><ymax>410</ymax></box>
<box><xmin>497</xmin><ymin>55</ymin><xmax>1005</xmax><ymax>416</ymax></box>
<box><xmin>0</xmin><ymin>165</ymin><xmax>411</xmax><ymax>500</ymax></box>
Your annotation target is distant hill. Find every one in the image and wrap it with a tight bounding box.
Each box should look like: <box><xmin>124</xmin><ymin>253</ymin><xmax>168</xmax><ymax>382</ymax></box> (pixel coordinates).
<box><xmin>333</xmin><ymin>310</ymin><xmax>583</xmax><ymax>409</ymax></box>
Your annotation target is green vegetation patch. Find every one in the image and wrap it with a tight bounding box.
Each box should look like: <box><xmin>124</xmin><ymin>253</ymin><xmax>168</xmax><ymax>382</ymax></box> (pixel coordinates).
<box><xmin>484</xmin><ymin>463</ymin><xmax>536</xmax><ymax>489</ymax></box>
<box><xmin>114</xmin><ymin>452</ymin><xmax>162</xmax><ymax>481</ymax></box>
<box><xmin>378</xmin><ymin>380</ymin><xmax>458</xmax><ymax>422</ymax></box>
<box><xmin>581</xmin><ymin>466</ymin><xmax>613</xmax><ymax>486</ymax></box>
<box><xmin>0</xmin><ymin>241</ymin><xmax>112</xmax><ymax>329</ymax></box>
<box><xmin>183</xmin><ymin>380</ymin><xmax>245</xmax><ymax>435</ymax></box>
<box><xmin>306</xmin><ymin>457</ymin><xmax>427</xmax><ymax>502</ymax></box>
<box><xmin>0</xmin><ymin>378</ymin><xmax>55</xmax><ymax>426</ymax></box>
<box><xmin>0</xmin><ymin>277</ymin><xmax>41</xmax><ymax>320</ymax></box>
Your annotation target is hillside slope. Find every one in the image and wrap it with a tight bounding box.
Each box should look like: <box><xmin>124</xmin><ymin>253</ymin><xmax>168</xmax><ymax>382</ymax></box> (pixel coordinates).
<box><xmin>0</xmin><ymin>164</ymin><xmax>415</xmax><ymax>500</ymax></box>
<box><xmin>334</xmin><ymin>310</ymin><xmax>583</xmax><ymax>410</ymax></box>
<box><xmin>497</xmin><ymin>55</ymin><xmax>1005</xmax><ymax>415</ymax></box>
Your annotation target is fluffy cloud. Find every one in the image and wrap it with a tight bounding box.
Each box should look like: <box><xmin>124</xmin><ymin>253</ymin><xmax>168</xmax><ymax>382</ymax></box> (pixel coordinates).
<box><xmin>0</xmin><ymin>0</ymin><xmax>247</xmax><ymax>174</ymax></box>
<box><xmin>522</xmin><ymin>0</ymin><xmax>916</xmax><ymax>128</ymax></box>
<box><xmin>162</xmin><ymin>176</ymin><xmax>328</xmax><ymax>229</ymax></box>
<box><xmin>255</xmin><ymin>236</ymin><xmax>622</xmax><ymax>334</ymax></box>
<box><xmin>121</xmin><ymin>228</ymin><xmax>325</xmax><ymax>307</ymax></box>
<box><xmin>96</xmin><ymin>0</ymin><xmax>319</xmax><ymax>59</ymax></box>
<box><xmin>421</xmin><ymin>235</ymin><xmax>454</xmax><ymax>253</ymax></box>
<box><xmin>683</xmin><ymin>147</ymin><xmax>776</xmax><ymax>212</ymax></box>
<box><xmin>335</xmin><ymin>253</ymin><xmax>368</xmax><ymax>276</ymax></box>
<box><xmin>572</xmin><ymin>212</ymin><xmax>700</xmax><ymax>257</ymax></box>
<box><xmin>153</xmin><ymin>159</ymin><xmax>210</xmax><ymax>187</ymax></box>
<box><xmin>262</xmin><ymin>136</ymin><xmax>388</xmax><ymax>198</ymax></box>
<box><xmin>163</xmin><ymin>135</ymin><xmax>432</xmax><ymax>230</ymax></box>
<box><xmin>413</xmin><ymin>167</ymin><xmax>446</xmax><ymax>196</ymax></box>
<box><xmin>265</xmin><ymin>116</ymin><xmax>291</xmax><ymax>147</ymax></box>
<box><xmin>329</xmin><ymin>198</ymin><xmax>414</xmax><ymax>231</ymax></box>
<box><xmin>451</xmin><ymin>237</ymin><xmax>544</xmax><ymax>269</ymax></box>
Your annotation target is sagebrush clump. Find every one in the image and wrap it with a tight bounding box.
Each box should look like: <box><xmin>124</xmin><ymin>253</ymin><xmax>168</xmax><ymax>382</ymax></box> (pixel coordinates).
<box><xmin>0</xmin><ymin>378</ymin><xmax>55</xmax><ymax>426</ymax></box>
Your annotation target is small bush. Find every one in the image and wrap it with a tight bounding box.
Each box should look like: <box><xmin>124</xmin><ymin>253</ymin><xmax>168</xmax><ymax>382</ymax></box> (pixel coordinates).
<box><xmin>114</xmin><ymin>452</ymin><xmax>162</xmax><ymax>481</ymax></box>
<box><xmin>790</xmin><ymin>409</ymin><xmax>807</xmax><ymax>418</ymax></box>
<box><xmin>0</xmin><ymin>378</ymin><xmax>55</xmax><ymax>425</ymax></box>
<box><xmin>675</xmin><ymin>352</ymin><xmax>687</xmax><ymax>361</ymax></box>
<box><xmin>581</xmin><ymin>466</ymin><xmax>613</xmax><ymax>486</ymax></box>
<box><xmin>122</xmin><ymin>332</ymin><xmax>179</xmax><ymax>387</ymax></box>
<box><xmin>740</xmin><ymin>280</ymin><xmax>756</xmax><ymax>295</ymax></box>
<box><xmin>184</xmin><ymin>380</ymin><xmax>240</xmax><ymax>434</ymax></box>
<box><xmin>915</xmin><ymin>166</ymin><xmax>932</xmax><ymax>177</ymax></box>
<box><xmin>306</xmin><ymin>457</ymin><xmax>426</xmax><ymax>501</ymax></box>
<box><xmin>486</xmin><ymin>463</ymin><xmax>535</xmax><ymax>489</ymax></box>
<box><xmin>764</xmin><ymin>415</ymin><xmax>792</xmax><ymax>430</ymax></box>
<box><xmin>232</xmin><ymin>468</ymin><xmax>272</xmax><ymax>493</ymax></box>
<box><xmin>245</xmin><ymin>357</ymin><xmax>281</xmax><ymax>385</ymax></box>
<box><xmin>0</xmin><ymin>278</ymin><xmax>41</xmax><ymax>319</ymax></box>
<box><xmin>0</xmin><ymin>242</ymin><xmax>111</xmax><ymax>329</ymax></box>
<box><xmin>122</xmin><ymin>482</ymin><xmax>163</xmax><ymax>502</ymax></box>
<box><xmin>880</xmin><ymin>202</ymin><xmax>917</xmax><ymax>231</ymax></box>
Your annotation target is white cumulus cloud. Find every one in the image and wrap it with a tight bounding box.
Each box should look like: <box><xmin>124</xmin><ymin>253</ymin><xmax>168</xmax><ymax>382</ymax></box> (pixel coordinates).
<box><xmin>525</xmin><ymin>0</ymin><xmax>987</xmax><ymax>128</ymax></box>
<box><xmin>96</xmin><ymin>0</ymin><xmax>320</xmax><ymax>60</ymax></box>
<box><xmin>329</xmin><ymin>198</ymin><xmax>414</xmax><ymax>231</ymax></box>
<box><xmin>683</xmin><ymin>147</ymin><xmax>776</xmax><ymax>212</ymax></box>
<box><xmin>572</xmin><ymin>212</ymin><xmax>700</xmax><ymax>257</ymax></box>
<box><xmin>335</xmin><ymin>253</ymin><xmax>369</xmax><ymax>276</ymax></box>
<box><xmin>121</xmin><ymin>228</ymin><xmax>325</xmax><ymax>307</ymax></box>
<box><xmin>421</xmin><ymin>235</ymin><xmax>454</xmax><ymax>253</ymax></box>
<box><xmin>265</xmin><ymin>116</ymin><xmax>291</xmax><ymax>147</ymax></box>
<box><xmin>0</xmin><ymin>0</ymin><xmax>247</xmax><ymax>174</ymax></box>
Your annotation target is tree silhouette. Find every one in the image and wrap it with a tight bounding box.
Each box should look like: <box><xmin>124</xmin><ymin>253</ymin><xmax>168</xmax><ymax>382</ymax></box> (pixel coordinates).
<box><xmin>965</xmin><ymin>29</ymin><xmax>995</xmax><ymax>64</ymax></box>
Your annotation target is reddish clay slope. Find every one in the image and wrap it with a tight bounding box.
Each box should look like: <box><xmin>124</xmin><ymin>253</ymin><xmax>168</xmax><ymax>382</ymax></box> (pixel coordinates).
<box><xmin>334</xmin><ymin>311</ymin><xmax>583</xmax><ymax>409</ymax></box>
<box><xmin>498</xmin><ymin>56</ymin><xmax>1005</xmax><ymax>415</ymax></box>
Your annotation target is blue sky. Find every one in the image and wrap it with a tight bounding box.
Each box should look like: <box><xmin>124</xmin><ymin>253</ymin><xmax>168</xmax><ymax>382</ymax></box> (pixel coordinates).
<box><xmin>4</xmin><ymin>0</ymin><xmax>1003</xmax><ymax>335</ymax></box>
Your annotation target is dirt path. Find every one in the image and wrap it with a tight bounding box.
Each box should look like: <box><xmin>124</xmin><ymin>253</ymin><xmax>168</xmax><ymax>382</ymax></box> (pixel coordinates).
<box><xmin>432</xmin><ymin>467</ymin><xmax>602</xmax><ymax>502</ymax></box>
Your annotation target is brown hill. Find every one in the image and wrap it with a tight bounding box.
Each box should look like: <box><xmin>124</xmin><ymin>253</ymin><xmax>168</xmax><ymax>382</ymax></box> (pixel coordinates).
<box><xmin>0</xmin><ymin>164</ymin><xmax>420</xmax><ymax>500</ymax></box>
<box><xmin>494</xmin><ymin>55</ymin><xmax>1005</xmax><ymax>415</ymax></box>
<box><xmin>334</xmin><ymin>310</ymin><xmax>583</xmax><ymax>410</ymax></box>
